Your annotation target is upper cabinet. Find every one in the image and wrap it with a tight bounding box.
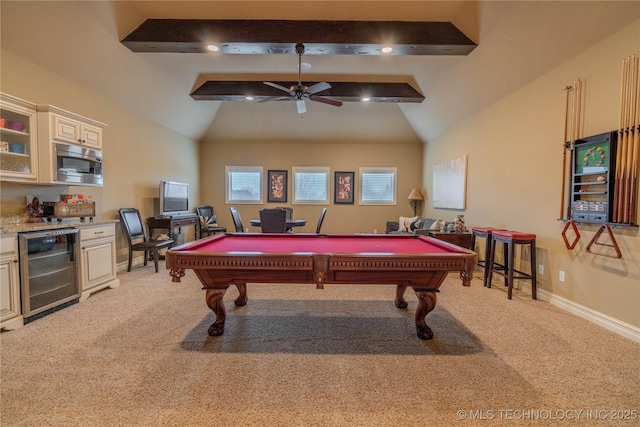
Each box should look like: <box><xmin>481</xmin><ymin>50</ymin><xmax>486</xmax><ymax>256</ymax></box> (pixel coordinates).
<box><xmin>0</xmin><ymin>93</ymin><xmax>39</xmax><ymax>182</ymax></box>
<box><xmin>38</xmin><ymin>105</ymin><xmax>105</xmax><ymax>150</ymax></box>
<box><xmin>37</xmin><ymin>105</ymin><xmax>106</xmax><ymax>186</ymax></box>
<box><xmin>1</xmin><ymin>95</ymin><xmax>107</xmax><ymax>186</ymax></box>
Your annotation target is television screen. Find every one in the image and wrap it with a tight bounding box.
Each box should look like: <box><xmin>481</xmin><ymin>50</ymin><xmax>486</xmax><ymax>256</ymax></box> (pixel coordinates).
<box><xmin>160</xmin><ymin>181</ymin><xmax>189</xmax><ymax>216</ymax></box>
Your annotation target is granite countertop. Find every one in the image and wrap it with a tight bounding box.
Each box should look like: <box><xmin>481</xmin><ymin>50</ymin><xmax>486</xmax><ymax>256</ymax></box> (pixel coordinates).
<box><xmin>0</xmin><ymin>218</ymin><xmax>119</xmax><ymax>236</ymax></box>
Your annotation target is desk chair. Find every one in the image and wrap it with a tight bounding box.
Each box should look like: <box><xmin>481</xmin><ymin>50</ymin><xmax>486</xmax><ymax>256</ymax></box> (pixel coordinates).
<box><xmin>118</xmin><ymin>208</ymin><xmax>173</xmax><ymax>273</ymax></box>
<box><xmin>195</xmin><ymin>205</ymin><xmax>227</xmax><ymax>237</ymax></box>
<box><xmin>316</xmin><ymin>208</ymin><xmax>327</xmax><ymax>233</ymax></box>
<box><xmin>259</xmin><ymin>208</ymin><xmax>287</xmax><ymax>233</ymax></box>
<box><xmin>229</xmin><ymin>207</ymin><xmax>245</xmax><ymax>232</ymax></box>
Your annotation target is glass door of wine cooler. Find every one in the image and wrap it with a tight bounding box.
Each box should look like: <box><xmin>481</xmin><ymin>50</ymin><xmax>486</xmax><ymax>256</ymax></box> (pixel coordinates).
<box><xmin>18</xmin><ymin>228</ymin><xmax>80</xmax><ymax>319</ymax></box>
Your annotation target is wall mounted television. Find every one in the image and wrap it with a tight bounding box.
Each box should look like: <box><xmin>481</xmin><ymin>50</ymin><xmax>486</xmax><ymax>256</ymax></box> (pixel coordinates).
<box><xmin>159</xmin><ymin>180</ymin><xmax>189</xmax><ymax>216</ymax></box>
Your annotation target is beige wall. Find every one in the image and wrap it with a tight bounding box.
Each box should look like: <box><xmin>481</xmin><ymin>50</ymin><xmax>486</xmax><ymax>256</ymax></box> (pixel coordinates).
<box><xmin>422</xmin><ymin>21</ymin><xmax>640</xmax><ymax>328</ymax></box>
<box><xmin>199</xmin><ymin>129</ymin><xmax>424</xmax><ymax>234</ymax></box>
<box><xmin>0</xmin><ymin>49</ymin><xmax>200</xmax><ymax>262</ymax></box>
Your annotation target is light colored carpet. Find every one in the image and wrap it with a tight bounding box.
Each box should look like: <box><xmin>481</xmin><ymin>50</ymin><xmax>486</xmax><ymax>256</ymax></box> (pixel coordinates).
<box><xmin>1</xmin><ymin>264</ymin><xmax>638</xmax><ymax>426</ymax></box>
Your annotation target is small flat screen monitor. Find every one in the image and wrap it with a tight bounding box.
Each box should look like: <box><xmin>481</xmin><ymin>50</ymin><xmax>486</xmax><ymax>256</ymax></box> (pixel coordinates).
<box><xmin>159</xmin><ymin>180</ymin><xmax>189</xmax><ymax>216</ymax></box>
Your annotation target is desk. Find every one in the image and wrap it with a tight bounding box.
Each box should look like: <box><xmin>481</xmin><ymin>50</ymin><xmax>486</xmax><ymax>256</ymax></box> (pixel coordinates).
<box><xmin>249</xmin><ymin>218</ymin><xmax>307</xmax><ymax>230</ymax></box>
<box><xmin>147</xmin><ymin>214</ymin><xmax>201</xmax><ymax>242</ymax></box>
<box><xmin>166</xmin><ymin>233</ymin><xmax>476</xmax><ymax>340</ymax></box>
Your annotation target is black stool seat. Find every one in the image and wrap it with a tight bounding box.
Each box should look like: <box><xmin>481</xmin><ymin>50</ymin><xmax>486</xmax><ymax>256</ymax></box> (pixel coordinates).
<box><xmin>487</xmin><ymin>230</ymin><xmax>537</xmax><ymax>300</ymax></box>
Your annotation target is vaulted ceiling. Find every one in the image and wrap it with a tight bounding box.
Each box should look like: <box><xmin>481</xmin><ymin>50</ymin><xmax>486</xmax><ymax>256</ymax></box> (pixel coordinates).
<box><xmin>1</xmin><ymin>1</ymin><xmax>639</xmax><ymax>144</ymax></box>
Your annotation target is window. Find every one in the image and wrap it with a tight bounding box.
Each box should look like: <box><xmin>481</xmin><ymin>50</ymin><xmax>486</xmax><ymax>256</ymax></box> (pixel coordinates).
<box><xmin>225</xmin><ymin>166</ymin><xmax>263</xmax><ymax>204</ymax></box>
<box><xmin>292</xmin><ymin>166</ymin><xmax>330</xmax><ymax>204</ymax></box>
<box><xmin>359</xmin><ymin>167</ymin><xmax>397</xmax><ymax>205</ymax></box>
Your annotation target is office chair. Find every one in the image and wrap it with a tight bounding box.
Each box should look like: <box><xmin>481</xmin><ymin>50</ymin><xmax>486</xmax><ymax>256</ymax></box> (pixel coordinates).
<box><xmin>118</xmin><ymin>208</ymin><xmax>173</xmax><ymax>273</ymax></box>
<box><xmin>229</xmin><ymin>207</ymin><xmax>245</xmax><ymax>232</ymax></box>
<box><xmin>316</xmin><ymin>208</ymin><xmax>327</xmax><ymax>233</ymax></box>
<box><xmin>195</xmin><ymin>205</ymin><xmax>227</xmax><ymax>237</ymax></box>
<box><xmin>259</xmin><ymin>208</ymin><xmax>287</xmax><ymax>233</ymax></box>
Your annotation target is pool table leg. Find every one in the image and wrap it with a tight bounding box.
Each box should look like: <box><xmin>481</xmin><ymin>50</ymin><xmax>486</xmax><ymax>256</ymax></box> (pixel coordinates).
<box><xmin>395</xmin><ymin>284</ymin><xmax>409</xmax><ymax>308</ymax></box>
<box><xmin>205</xmin><ymin>288</ymin><xmax>228</xmax><ymax>336</ymax></box>
<box><xmin>234</xmin><ymin>283</ymin><xmax>248</xmax><ymax>306</ymax></box>
<box><xmin>414</xmin><ymin>290</ymin><xmax>438</xmax><ymax>340</ymax></box>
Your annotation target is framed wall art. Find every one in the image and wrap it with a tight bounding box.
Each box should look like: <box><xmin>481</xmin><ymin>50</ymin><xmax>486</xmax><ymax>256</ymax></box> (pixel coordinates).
<box><xmin>433</xmin><ymin>155</ymin><xmax>467</xmax><ymax>209</ymax></box>
<box><xmin>334</xmin><ymin>171</ymin><xmax>354</xmax><ymax>204</ymax></box>
<box><xmin>267</xmin><ymin>170</ymin><xmax>288</xmax><ymax>203</ymax></box>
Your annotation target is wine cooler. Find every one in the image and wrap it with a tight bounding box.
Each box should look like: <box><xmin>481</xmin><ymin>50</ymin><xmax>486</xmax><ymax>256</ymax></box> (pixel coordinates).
<box><xmin>18</xmin><ymin>228</ymin><xmax>80</xmax><ymax>321</ymax></box>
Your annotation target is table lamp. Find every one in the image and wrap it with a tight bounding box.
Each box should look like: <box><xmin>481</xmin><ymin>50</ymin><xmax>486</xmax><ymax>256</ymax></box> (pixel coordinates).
<box><xmin>408</xmin><ymin>188</ymin><xmax>424</xmax><ymax>216</ymax></box>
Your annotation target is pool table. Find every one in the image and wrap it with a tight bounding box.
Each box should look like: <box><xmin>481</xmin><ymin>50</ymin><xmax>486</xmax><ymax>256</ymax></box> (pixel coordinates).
<box><xmin>166</xmin><ymin>233</ymin><xmax>477</xmax><ymax>340</ymax></box>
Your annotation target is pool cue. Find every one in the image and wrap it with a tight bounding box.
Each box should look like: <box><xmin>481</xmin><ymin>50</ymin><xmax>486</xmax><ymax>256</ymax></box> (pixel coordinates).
<box><xmin>569</xmin><ymin>79</ymin><xmax>581</xmax><ymax>220</ymax></box>
<box><xmin>614</xmin><ymin>58</ymin><xmax>629</xmax><ymax>222</ymax></box>
<box><xmin>560</xmin><ymin>85</ymin><xmax>572</xmax><ymax>219</ymax></box>
<box><xmin>622</xmin><ymin>55</ymin><xmax>638</xmax><ymax>223</ymax></box>
<box><xmin>627</xmin><ymin>55</ymin><xmax>640</xmax><ymax>224</ymax></box>
<box><xmin>612</xmin><ymin>59</ymin><xmax>625</xmax><ymax>221</ymax></box>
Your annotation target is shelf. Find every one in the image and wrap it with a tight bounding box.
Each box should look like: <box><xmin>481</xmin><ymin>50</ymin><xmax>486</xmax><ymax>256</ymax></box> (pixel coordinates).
<box><xmin>573</xmin><ymin>191</ymin><xmax>607</xmax><ymax>195</ymax></box>
<box><xmin>574</xmin><ymin>181</ymin><xmax>607</xmax><ymax>186</ymax></box>
<box><xmin>574</xmin><ymin>171</ymin><xmax>608</xmax><ymax>177</ymax></box>
<box><xmin>0</xmin><ymin>128</ymin><xmax>29</xmax><ymax>137</ymax></box>
<box><xmin>0</xmin><ymin>151</ymin><xmax>29</xmax><ymax>158</ymax></box>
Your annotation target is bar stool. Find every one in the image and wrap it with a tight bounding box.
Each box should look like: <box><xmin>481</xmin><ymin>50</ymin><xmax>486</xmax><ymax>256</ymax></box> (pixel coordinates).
<box><xmin>487</xmin><ymin>230</ymin><xmax>537</xmax><ymax>300</ymax></box>
<box><xmin>471</xmin><ymin>227</ymin><xmax>507</xmax><ymax>287</ymax></box>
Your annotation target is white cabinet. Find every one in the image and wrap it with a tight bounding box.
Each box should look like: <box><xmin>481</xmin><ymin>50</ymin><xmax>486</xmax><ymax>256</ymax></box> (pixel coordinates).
<box><xmin>37</xmin><ymin>105</ymin><xmax>106</xmax><ymax>185</ymax></box>
<box><xmin>0</xmin><ymin>93</ymin><xmax>38</xmax><ymax>182</ymax></box>
<box><xmin>79</xmin><ymin>223</ymin><xmax>119</xmax><ymax>302</ymax></box>
<box><xmin>0</xmin><ymin>235</ymin><xmax>23</xmax><ymax>330</ymax></box>
<box><xmin>39</xmin><ymin>106</ymin><xmax>104</xmax><ymax>150</ymax></box>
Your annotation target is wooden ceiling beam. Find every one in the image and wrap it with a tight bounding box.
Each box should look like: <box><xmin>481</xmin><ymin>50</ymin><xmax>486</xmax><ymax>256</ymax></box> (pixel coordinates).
<box><xmin>122</xmin><ymin>19</ymin><xmax>476</xmax><ymax>55</ymax></box>
<box><xmin>190</xmin><ymin>81</ymin><xmax>425</xmax><ymax>103</ymax></box>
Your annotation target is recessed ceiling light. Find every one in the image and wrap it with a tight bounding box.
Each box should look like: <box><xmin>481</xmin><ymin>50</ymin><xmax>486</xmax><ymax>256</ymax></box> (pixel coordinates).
<box><xmin>381</xmin><ymin>46</ymin><xmax>394</xmax><ymax>54</ymax></box>
<box><xmin>299</xmin><ymin>62</ymin><xmax>311</xmax><ymax>70</ymax></box>
<box><xmin>362</xmin><ymin>97</ymin><xmax>371</xmax><ymax>102</ymax></box>
<box><xmin>245</xmin><ymin>96</ymin><xmax>255</xmax><ymax>101</ymax></box>
<box><xmin>206</xmin><ymin>44</ymin><xmax>219</xmax><ymax>52</ymax></box>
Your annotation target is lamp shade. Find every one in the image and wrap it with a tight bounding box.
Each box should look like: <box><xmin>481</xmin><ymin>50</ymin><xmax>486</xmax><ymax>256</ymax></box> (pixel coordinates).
<box><xmin>408</xmin><ymin>188</ymin><xmax>424</xmax><ymax>201</ymax></box>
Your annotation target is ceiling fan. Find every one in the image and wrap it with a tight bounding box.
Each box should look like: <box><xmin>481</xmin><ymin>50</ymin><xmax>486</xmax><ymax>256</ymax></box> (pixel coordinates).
<box><xmin>262</xmin><ymin>43</ymin><xmax>343</xmax><ymax>113</ymax></box>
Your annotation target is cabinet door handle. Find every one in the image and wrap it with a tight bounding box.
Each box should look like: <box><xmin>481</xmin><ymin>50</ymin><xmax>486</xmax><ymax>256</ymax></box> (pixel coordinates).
<box><xmin>94</xmin><ymin>231</ymin><xmax>104</xmax><ymax>235</ymax></box>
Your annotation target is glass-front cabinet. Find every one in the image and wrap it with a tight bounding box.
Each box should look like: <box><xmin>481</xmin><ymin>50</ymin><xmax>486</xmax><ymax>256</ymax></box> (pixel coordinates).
<box><xmin>0</xmin><ymin>93</ymin><xmax>38</xmax><ymax>182</ymax></box>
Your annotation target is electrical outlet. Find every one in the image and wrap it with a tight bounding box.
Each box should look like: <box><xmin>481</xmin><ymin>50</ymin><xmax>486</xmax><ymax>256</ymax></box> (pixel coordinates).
<box><xmin>538</xmin><ymin>264</ymin><xmax>544</xmax><ymax>275</ymax></box>
<box><xmin>559</xmin><ymin>271</ymin><xmax>566</xmax><ymax>282</ymax></box>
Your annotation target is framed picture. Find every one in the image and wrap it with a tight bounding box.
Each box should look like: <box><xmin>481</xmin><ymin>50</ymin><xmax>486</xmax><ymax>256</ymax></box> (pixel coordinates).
<box><xmin>334</xmin><ymin>171</ymin><xmax>354</xmax><ymax>204</ymax></box>
<box><xmin>267</xmin><ymin>170</ymin><xmax>288</xmax><ymax>203</ymax></box>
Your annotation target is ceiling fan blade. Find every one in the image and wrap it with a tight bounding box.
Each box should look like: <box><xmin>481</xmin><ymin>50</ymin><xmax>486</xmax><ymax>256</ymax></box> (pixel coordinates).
<box><xmin>296</xmin><ymin>99</ymin><xmax>306</xmax><ymax>114</ymax></box>
<box><xmin>306</xmin><ymin>82</ymin><xmax>331</xmax><ymax>95</ymax></box>
<box><xmin>264</xmin><ymin>81</ymin><xmax>293</xmax><ymax>94</ymax></box>
<box><xmin>309</xmin><ymin>95</ymin><xmax>343</xmax><ymax>107</ymax></box>
<box><xmin>257</xmin><ymin>96</ymin><xmax>291</xmax><ymax>103</ymax></box>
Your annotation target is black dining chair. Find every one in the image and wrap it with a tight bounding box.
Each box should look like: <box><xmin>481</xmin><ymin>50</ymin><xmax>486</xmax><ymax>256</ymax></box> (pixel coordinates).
<box><xmin>259</xmin><ymin>208</ymin><xmax>287</xmax><ymax>233</ymax></box>
<box><xmin>316</xmin><ymin>208</ymin><xmax>327</xmax><ymax>234</ymax></box>
<box><xmin>118</xmin><ymin>208</ymin><xmax>174</xmax><ymax>273</ymax></box>
<box><xmin>278</xmin><ymin>207</ymin><xmax>293</xmax><ymax>219</ymax></box>
<box><xmin>195</xmin><ymin>205</ymin><xmax>227</xmax><ymax>238</ymax></box>
<box><xmin>229</xmin><ymin>207</ymin><xmax>245</xmax><ymax>232</ymax></box>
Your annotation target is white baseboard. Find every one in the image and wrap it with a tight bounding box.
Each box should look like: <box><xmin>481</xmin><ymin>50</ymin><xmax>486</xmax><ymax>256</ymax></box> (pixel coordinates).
<box><xmin>537</xmin><ymin>288</ymin><xmax>640</xmax><ymax>343</ymax></box>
